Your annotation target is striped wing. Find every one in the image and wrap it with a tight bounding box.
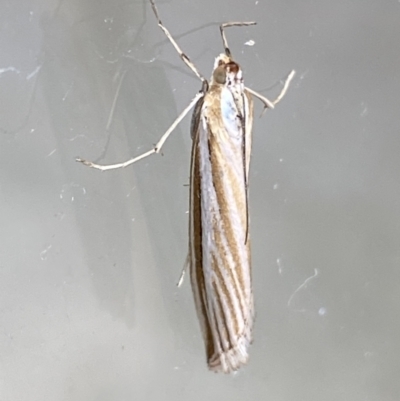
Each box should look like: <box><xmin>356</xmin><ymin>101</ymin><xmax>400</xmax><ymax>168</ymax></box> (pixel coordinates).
<box><xmin>189</xmin><ymin>85</ymin><xmax>254</xmax><ymax>373</ymax></box>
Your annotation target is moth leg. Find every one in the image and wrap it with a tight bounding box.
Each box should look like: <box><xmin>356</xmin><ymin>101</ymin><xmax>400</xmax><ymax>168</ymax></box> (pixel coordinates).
<box><xmin>76</xmin><ymin>91</ymin><xmax>204</xmax><ymax>171</ymax></box>
<box><xmin>271</xmin><ymin>69</ymin><xmax>296</xmax><ymax>106</ymax></box>
<box><xmin>149</xmin><ymin>0</ymin><xmax>206</xmax><ymax>85</ymax></box>
<box><xmin>177</xmin><ymin>252</ymin><xmax>190</xmax><ymax>287</ymax></box>
<box><xmin>220</xmin><ymin>22</ymin><xmax>256</xmax><ymax>58</ymax></box>
<box><xmin>246</xmin><ymin>70</ymin><xmax>296</xmax><ymax>115</ymax></box>
<box><xmin>245</xmin><ymin>86</ymin><xmax>275</xmax><ymax>110</ymax></box>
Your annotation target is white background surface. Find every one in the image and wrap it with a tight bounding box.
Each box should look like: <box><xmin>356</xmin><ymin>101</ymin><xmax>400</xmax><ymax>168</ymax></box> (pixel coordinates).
<box><xmin>1</xmin><ymin>0</ymin><xmax>399</xmax><ymax>400</ymax></box>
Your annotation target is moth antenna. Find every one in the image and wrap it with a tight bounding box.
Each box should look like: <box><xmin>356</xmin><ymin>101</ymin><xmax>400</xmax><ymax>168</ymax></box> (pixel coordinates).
<box><xmin>220</xmin><ymin>22</ymin><xmax>257</xmax><ymax>58</ymax></box>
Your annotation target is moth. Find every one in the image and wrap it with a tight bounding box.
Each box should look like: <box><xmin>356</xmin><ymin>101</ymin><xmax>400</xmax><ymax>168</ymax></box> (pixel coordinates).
<box><xmin>77</xmin><ymin>0</ymin><xmax>295</xmax><ymax>373</ymax></box>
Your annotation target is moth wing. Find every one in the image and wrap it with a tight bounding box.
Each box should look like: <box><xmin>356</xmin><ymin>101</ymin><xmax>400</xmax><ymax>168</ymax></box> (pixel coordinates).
<box><xmin>189</xmin><ymin>88</ymin><xmax>254</xmax><ymax>373</ymax></box>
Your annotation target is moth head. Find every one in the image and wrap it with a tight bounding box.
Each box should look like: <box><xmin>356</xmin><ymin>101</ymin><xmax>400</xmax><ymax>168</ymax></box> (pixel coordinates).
<box><xmin>211</xmin><ymin>54</ymin><xmax>243</xmax><ymax>86</ymax></box>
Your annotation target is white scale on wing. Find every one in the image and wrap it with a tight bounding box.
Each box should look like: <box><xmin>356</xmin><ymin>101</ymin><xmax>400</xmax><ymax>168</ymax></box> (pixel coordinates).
<box><xmin>220</xmin><ymin>87</ymin><xmax>242</xmax><ymax>142</ymax></box>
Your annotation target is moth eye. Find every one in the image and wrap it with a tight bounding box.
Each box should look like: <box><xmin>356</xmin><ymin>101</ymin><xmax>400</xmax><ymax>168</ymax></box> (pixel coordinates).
<box><xmin>227</xmin><ymin>61</ymin><xmax>239</xmax><ymax>73</ymax></box>
<box><xmin>213</xmin><ymin>66</ymin><xmax>226</xmax><ymax>84</ymax></box>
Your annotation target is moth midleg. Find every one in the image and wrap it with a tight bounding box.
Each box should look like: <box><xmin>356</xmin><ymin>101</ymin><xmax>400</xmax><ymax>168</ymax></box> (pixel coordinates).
<box><xmin>219</xmin><ymin>21</ymin><xmax>256</xmax><ymax>58</ymax></box>
<box><xmin>76</xmin><ymin>91</ymin><xmax>204</xmax><ymax>171</ymax></box>
<box><xmin>269</xmin><ymin>69</ymin><xmax>296</xmax><ymax>106</ymax></box>
<box><xmin>245</xmin><ymin>69</ymin><xmax>296</xmax><ymax>114</ymax></box>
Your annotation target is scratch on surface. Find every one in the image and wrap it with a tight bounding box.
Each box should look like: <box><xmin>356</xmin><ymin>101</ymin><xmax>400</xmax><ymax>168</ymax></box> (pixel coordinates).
<box><xmin>299</xmin><ymin>69</ymin><xmax>309</xmax><ymax>80</ymax></box>
<box><xmin>54</xmin><ymin>212</ymin><xmax>65</xmax><ymax>221</ymax></box>
<box><xmin>40</xmin><ymin>244</ymin><xmax>52</xmax><ymax>260</ymax></box>
<box><xmin>0</xmin><ymin>67</ymin><xmax>21</xmax><ymax>76</ymax></box>
<box><xmin>360</xmin><ymin>102</ymin><xmax>368</xmax><ymax>117</ymax></box>
<box><xmin>287</xmin><ymin>268</ymin><xmax>319</xmax><ymax>307</ymax></box>
<box><xmin>62</xmin><ymin>84</ymin><xmax>73</xmax><ymax>101</ymax></box>
<box><xmin>47</xmin><ymin>149</ymin><xmax>57</xmax><ymax>157</ymax></box>
<box><xmin>277</xmin><ymin>258</ymin><xmax>283</xmax><ymax>275</ymax></box>
<box><xmin>26</xmin><ymin>65</ymin><xmax>41</xmax><ymax>80</ymax></box>
<box><xmin>94</xmin><ymin>49</ymin><xmax>119</xmax><ymax>64</ymax></box>
<box><xmin>69</xmin><ymin>134</ymin><xmax>86</xmax><ymax>141</ymax></box>
<box><xmin>106</xmin><ymin>70</ymin><xmax>128</xmax><ymax>131</ymax></box>
<box><xmin>126</xmin><ymin>186</ymin><xmax>136</xmax><ymax>198</ymax></box>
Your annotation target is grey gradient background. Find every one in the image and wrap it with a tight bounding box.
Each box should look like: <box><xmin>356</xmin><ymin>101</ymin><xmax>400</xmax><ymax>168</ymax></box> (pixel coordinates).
<box><xmin>1</xmin><ymin>0</ymin><xmax>399</xmax><ymax>400</ymax></box>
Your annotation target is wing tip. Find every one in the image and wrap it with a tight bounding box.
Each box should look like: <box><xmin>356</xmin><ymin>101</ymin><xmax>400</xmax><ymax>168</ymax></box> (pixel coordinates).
<box><xmin>207</xmin><ymin>336</ymin><xmax>251</xmax><ymax>374</ymax></box>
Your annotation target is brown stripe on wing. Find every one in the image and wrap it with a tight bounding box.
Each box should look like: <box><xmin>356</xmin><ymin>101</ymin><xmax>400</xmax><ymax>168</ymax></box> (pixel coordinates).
<box><xmin>209</xmin><ymin>141</ymin><xmax>249</xmax><ymax>331</ymax></box>
<box><xmin>189</xmin><ymin>116</ymin><xmax>216</xmax><ymax>362</ymax></box>
<box><xmin>205</xmin><ymin>89</ymin><xmax>253</xmax><ymax>372</ymax></box>
<box><xmin>189</xmin><ymin>84</ymin><xmax>254</xmax><ymax>374</ymax></box>
<box><xmin>206</xmin><ymin>91</ymin><xmax>251</xmax><ymax>318</ymax></box>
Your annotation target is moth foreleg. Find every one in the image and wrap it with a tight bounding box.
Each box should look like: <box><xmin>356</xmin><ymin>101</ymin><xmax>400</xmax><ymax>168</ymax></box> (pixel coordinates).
<box><xmin>76</xmin><ymin>91</ymin><xmax>204</xmax><ymax>171</ymax></box>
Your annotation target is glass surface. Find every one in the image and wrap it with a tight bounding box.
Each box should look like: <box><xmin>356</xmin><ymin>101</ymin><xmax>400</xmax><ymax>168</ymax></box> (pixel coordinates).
<box><xmin>1</xmin><ymin>0</ymin><xmax>399</xmax><ymax>400</ymax></box>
